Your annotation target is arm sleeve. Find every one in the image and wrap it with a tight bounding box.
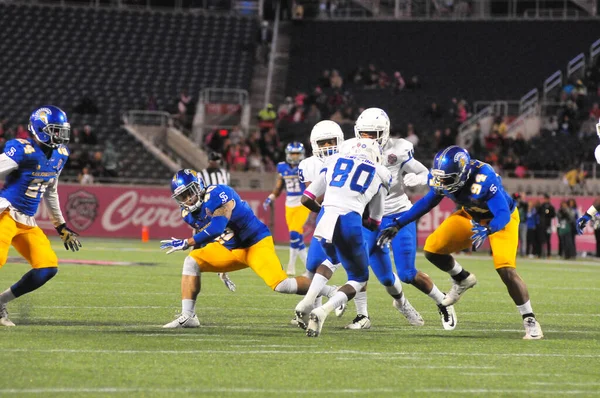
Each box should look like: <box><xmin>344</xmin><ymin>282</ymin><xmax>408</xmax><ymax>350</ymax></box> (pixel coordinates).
<box><xmin>486</xmin><ymin>192</ymin><xmax>512</xmax><ymax>234</ymax></box>
<box><xmin>401</xmin><ymin>157</ymin><xmax>429</xmax><ymax>177</ymax></box>
<box><xmin>0</xmin><ymin>153</ymin><xmax>19</xmax><ymax>179</ymax></box>
<box><xmin>43</xmin><ymin>171</ymin><xmax>66</xmax><ymax>227</ymax></box>
<box><xmin>192</xmin><ymin>215</ymin><xmax>229</xmax><ymax>246</ymax></box>
<box><xmin>394</xmin><ymin>189</ymin><xmax>443</xmax><ymax>228</ymax></box>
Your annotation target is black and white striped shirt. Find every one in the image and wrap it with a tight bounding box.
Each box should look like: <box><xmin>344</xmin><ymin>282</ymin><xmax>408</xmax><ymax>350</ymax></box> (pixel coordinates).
<box><xmin>200</xmin><ymin>167</ymin><xmax>230</xmax><ymax>186</ymax></box>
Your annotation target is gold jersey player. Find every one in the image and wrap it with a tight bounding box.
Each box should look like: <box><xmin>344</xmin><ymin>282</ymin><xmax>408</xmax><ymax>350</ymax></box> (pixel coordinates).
<box><xmin>263</xmin><ymin>142</ymin><xmax>311</xmax><ymax>275</ymax></box>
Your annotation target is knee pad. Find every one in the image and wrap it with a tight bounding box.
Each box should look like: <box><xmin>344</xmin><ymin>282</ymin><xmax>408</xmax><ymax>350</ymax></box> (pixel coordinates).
<box><xmin>182</xmin><ymin>256</ymin><xmax>200</xmax><ymax>276</ymax></box>
<box><xmin>290</xmin><ymin>231</ymin><xmax>302</xmax><ymax>249</ymax></box>
<box><xmin>274</xmin><ymin>277</ymin><xmax>298</xmax><ymax>293</ymax></box>
<box><xmin>322</xmin><ymin>259</ymin><xmax>341</xmax><ymax>273</ymax></box>
<box><xmin>347</xmin><ymin>280</ymin><xmax>367</xmax><ymax>294</ymax></box>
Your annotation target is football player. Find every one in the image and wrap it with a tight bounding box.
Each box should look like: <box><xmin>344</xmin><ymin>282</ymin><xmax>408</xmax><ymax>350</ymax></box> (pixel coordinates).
<box><xmin>161</xmin><ymin>169</ymin><xmax>336</xmax><ymax>328</ymax></box>
<box><xmin>0</xmin><ymin>106</ymin><xmax>81</xmax><ymax>327</ymax></box>
<box><xmin>300</xmin><ymin>138</ymin><xmax>397</xmax><ymax>337</ymax></box>
<box><xmin>576</xmin><ymin>118</ymin><xmax>600</xmax><ymax>234</ymax></box>
<box><xmin>263</xmin><ymin>142</ymin><xmax>310</xmax><ymax>275</ymax></box>
<box><xmin>351</xmin><ymin>108</ymin><xmax>456</xmax><ymax>330</ymax></box>
<box><xmin>378</xmin><ymin>146</ymin><xmax>543</xmax><ymax>340</ymax></box>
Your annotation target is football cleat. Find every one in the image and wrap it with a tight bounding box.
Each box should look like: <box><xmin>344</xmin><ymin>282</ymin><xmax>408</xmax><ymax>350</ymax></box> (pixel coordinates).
<box><xmin>393</xmin><ymin>298</ymin><xmax>425</xmax><ymax>326</ymax></box>
<box><xmin>523</xmin><ymin>317</ymin><xmax>544</xmax><ymax>340</ymax></box>
<box><xmin>345</xmin><ymin>314</ymin><xmax>371</xmax><ymax>330</ymax></box>
<box><xmin>306</xmin><ymin>307</ymin><xmax>328</xmax><ymax>337</ymax></box>
<box><xmin>438</xmin><ymin>304</ymin><xmax>457</xmax><ymax>331</ymax></box>
<box><xmin>442</xmin><ymin>273</ymin><xmax>477</xmax><ymax>306</ymax></box>
<box><xmin>294</xmin><ymin>300</ymin><xmax>313</xmax><ymax>330</ymax></box>
<box><xmin>0</xmin><ymin>304</ymin><xmax>15</xmax><ymax>327</ymax></box>
<box><xmin>163</xmin><ymin>313</ymin><xmax>200</xmax><ymax>329</ymax></box>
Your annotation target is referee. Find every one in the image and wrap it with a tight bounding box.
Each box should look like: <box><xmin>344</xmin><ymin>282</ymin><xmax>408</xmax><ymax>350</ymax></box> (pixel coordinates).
<box><xmin>200</xmin><ymin>152</ymin><xmax>230</xmax><ymax>185</ymax></box>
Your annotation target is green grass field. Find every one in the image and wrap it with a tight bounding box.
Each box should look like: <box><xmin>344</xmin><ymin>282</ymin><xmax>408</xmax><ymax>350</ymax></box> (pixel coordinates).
<box><xmin>0</xmin><ymin>238</ymin><xmax>599</xmax><ymax>397</ymax></box>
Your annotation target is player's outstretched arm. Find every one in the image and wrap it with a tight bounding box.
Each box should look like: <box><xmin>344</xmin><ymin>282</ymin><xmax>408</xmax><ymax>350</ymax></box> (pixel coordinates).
<box><xmin>263</xmin><ymin>175</ymin><xmax>284</xmax><ymax>210</ymax></box>
<box><xmin>402</xmin><ymin>156</ymin><xmax>429</xmax><ymax>188</ymax></box>
<box><xmin>576</xmin><ymin>199</ymin><xmax>600</xmax><ymax>234</ymax></box>
<box><xmin>43</xmin><ymin>173</ymin><xmax>82</xmax><ymax>252</ymax></box>
<box><xmin>377</xmin><ymin>189</ymin><xmax>442</xmax><ymax>247</ymax></box>
<box><xmin>160</xmin><ymin>200</ymin><xmax>235</xmax><ymax>254</ymax></box>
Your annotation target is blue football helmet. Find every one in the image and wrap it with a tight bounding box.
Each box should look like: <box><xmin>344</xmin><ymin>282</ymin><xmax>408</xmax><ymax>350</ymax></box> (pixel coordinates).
<box><xmin>170</xmin><ymin>169</ymin><xmax>206</xmax><ymax>212</ymax></box>
<box><xmin>28</xmin><ymin>105</ymin><xmax>70</xmax><ymax>148</ymax></box>
<box><xmin>430</xmin><ymin>146</ymin><xmax>472</xmax><ymax>193</ymax></box>
<box><xmin>285</xmin><ymin>142</ymin><xmax>305</xmax><ymax>165</ymax></box>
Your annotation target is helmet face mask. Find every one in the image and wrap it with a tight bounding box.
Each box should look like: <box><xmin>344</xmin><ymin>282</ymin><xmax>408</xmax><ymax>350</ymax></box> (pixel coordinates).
<box><xmin>171</xmin><ymin>169</ymin><xmax>206</xmax><ymax>212</ymax></box>
<box><xmin>431</xmin><ymin>146</ymin><xmax>471</xmax><ymax>193</ymax></box>
<box><xmin>310</xmin><ymin>120</ymin><xmax>344</xmax><ymax>159</ymax></box>
<box><xmin>354</xmin><ymin>108</ymin><xmax>390</xmax><ymax>147</ymax></box>
<box><xmin>28</xmin><ymin>106</ymin><xmax>71</xmax><ymax>148</ymax></box>
<box><xmin>285</xmin><ymin>142</ymin><xmax>305</xmax><ymax>165</ymax></box>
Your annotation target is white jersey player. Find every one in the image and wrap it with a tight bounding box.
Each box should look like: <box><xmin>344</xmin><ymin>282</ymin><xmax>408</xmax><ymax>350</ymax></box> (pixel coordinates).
<box><xmin>353</xmin><ymin>107</ymin><xmax>457</xmax><ymax>330</ymax></box>
<box><xmin>299</xmin><ymin>138</ymin><xmax>396</xmax><ymax>337</ymax></box>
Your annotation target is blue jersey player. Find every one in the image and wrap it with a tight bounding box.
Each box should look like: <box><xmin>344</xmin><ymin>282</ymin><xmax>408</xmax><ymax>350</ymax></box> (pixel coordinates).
<box><xmin>263</xmin><ymin>142</ymin><xmax>310</xmax><ymax>276</ymax></box>
<box><xmin>0</xmin><ymin>106</ymin><xmax>81</xmax><ymax>327</ymax></box>
<box><xmin>160</xmin><ymin>169</ymin><xmax>336</xmax><ymax>328</ymax></box>
<box><xmin>378</xmin><ymin>146</ymin><xmax>543</xmax><ymax>339</ymax></box>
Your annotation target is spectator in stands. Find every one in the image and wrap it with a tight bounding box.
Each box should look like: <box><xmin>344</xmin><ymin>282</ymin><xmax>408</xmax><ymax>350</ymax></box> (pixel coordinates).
<box><xmin>526</xmin><ymin>200</ymin><xmax>540</xmax><ymax>258</ymax></box>
<box><xmin>574</xmin><ymin>79</ymin><xmax>587</xmax><ymax>110</ymax></box>
<box><xmin>305</xmin><ymin>103</ymin><xmax>322</xmax><ymax>126</ymax></box>
<box><xmin>229</xmin><ymin>125</ymin><xmax>245</xmax><ymax>146</ymax></box>
<box><xmin>290</xmin><ymin>102</ymin><xmax>305</xmax><ymax>123</ymax></box>
<box><xmin>247</xmin><ymin>148</ymin><xmax>264</xmax><ymax>172</ymax></box>
<box><xmin>563</xmin><ymin>167</ymin><xmax>585</xmax><ymax>194</ymax></box>
<box><xmin>405</xmin><ymin>123</ymin><xmax>419</xmax><ymax>147</ymax></box>
<box><xmin>539</xmin><ymin>193</ymin><xmax>556</xmax><ymax>258</ymax></box>
<box><xmin>557</xmin><ymin>201</ymin><xmax>576</xmax><ymax>260</ymax></box>
<box><xmin>364</xmin><ymin>63</ymin><xmax>379</xmax><ymax>87</ymax></box>
<box><xmin>391</xmin><ymin>71</ymin><xmax>405</xmax><ymax>94</ymax></box>
<box><xmin>406</xmin><ymin>75</ymin><xmax>422</xmax><ymax>91</ymax></box>
<box><xmin>318</xmin><ymin>70</ymin><xmax>331</xmax><ymax>89</ymax></box>
<box><xmin>513</xmin><ymin>192</ymin><xmax>528</xmax><ymax>257</ymax></box>
<box><xmin>544</xmin><ymin>116</ymin><xmax>559</xmax><ymax>133</ymax></box>
<box><xmin>177</xmin><ymin>90</ymin><xmax>192</xmax><ymax>127</ymax></box>
<box><xmin>90</xmin><ymin>151</ymin><xmax>104</xmax><ymax>177</ymax></box>
<box><xmin>433</xmin><ymin>129</ymin><xmax>443</xmax><ymax>150</ymax></box>
<box><xmin>82</xmin><ymin>125</ymin><xmax>97</xmax><ymax>145</ymax></box>
<box><xmin>78</xmin><ymin>167</ymin><xmax>94</xmax><ymax>185</ymax></box>
<box><xmin>559</xmin><ymin>115</ymin><xmax>575</xmax><ymax>135</ymax></box>
<box><xmin>424</xmin><ymin>102</ymin><xmax>443</xmax><ymax>123</ymax></box>
<box><xmin>70</xmin><ymin>128</ymin><xmax>82</xmax><ymax>145</ymax></box>
<box><xmin>247</xmin><ymin>129</ymin><xmax>262</xmax><ymax>154</ymax></box>
<box><xmin>580</xmin><ymin>115</ymin><xmax>598</xmax><ymax>139</ymax></box>
<box><xmin>277</xmin><ymin>97</ymin><xmax>294</xmax><ymax>120</ymax></box>
<box><xmin>292</xmin><ymin>1</ymin><xmax>304</xmax><ymax>19</ymax></box>
<box><xmin>260</xmin><ymin>127</ymin><xmax>281</xmax><ymax>169</ymax></box>
<box><xmin>589</xmin><ymin>102</ymin><xmax>600</xmax><ymax>120</ymax></box>
<box><xmin>15</xmin><ymin>124</ymin><xmax>28</xmax><ymax>140</ymax></box>
<box><xmin>102</xmin><ymin>142</ymin><xmax>119</xmax><ymax>178</ymax></box>
<box><xmin>514</xmin><ymin>162</ymin><xmax>528</xmax><ymax>179</ymax></box>
<box><xmin>330</xmin><ymin>69</ymin><xmax>343</xmax><ymax>89</ymax></box>
<box><xmin>257</xmin><ymin>103</ymin><xmax>277</xmax><ymax>131</ymax></box>
<box><xmin>440</xmin><ymin>127</ymin><xmax>455</xmax><ymax>148</ymax></box>
<box><xmin>226</xmin><ymin>143</ymin><xmax>248</xmax><ymax>171</ymax></box>
<box><xmin>377</xmin><ymin>71</ymin><xmax>390</xmax><ymax>89</ymax></box>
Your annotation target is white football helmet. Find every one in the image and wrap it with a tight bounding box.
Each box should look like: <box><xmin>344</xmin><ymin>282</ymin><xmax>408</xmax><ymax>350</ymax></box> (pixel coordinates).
<box><xmin>310</xmin><ymin>120</ymin><xmax>344</xmax><ymax>159</ymax></box>
<box><xmin>341</xmin><ymin>137</ymin><xmax>383</xmax><ymax>164</ymax></box>
<box><xmin>354</xmin><ymin>107</ymin><xmax>391</xmax><ymax>147</ymax></box>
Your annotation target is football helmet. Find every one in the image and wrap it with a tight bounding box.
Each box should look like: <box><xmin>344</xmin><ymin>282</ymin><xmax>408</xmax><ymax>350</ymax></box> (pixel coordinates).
<box><xmin>354</xmin><ymin>108</ymin><xmax>390</xmax><ymax>147</ymax></box>
<box><xmin>170</xmin><ymin>169</ymin><xmax>206</xmax><ymax>212</ymax></box>
<box><xmin>430</xmin><ymin>146</ymin><xmax>472</xmax><ymax>193</ymax></box>
<box><xmin>310</xmin><ymin>120</ymin><xmax>344</xmax><ymax>159</ymax></box>
<box><xmin>341</xmin><ymin>137</ymin><xmax>383</xmax><ymax>164</ymax></box>
<box><xmin>285</xmin><ymin>141</ymin><xmax>305</xmax><ymax>165</ymax></box>
<box><xmin>28</xmin><ymin>105</ymin><xmax>70</xmax><ymax>148</ymax></box>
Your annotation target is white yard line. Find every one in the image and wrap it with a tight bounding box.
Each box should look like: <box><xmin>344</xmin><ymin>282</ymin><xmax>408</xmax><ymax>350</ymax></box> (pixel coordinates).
<box><xmin>0</xmin><ymin>387</ymin><xmax>400</xmax><ymax>394</ymax></box>
<box><xmin>415</xmin><ymin>388</ymin><xmax>598</xmax><ymax>395</ymax></box>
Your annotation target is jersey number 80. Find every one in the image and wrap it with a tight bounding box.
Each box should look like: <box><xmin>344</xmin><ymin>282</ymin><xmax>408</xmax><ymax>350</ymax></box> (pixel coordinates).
<box><xmin>329</xmin><ymin>158</ymin><xmax>375</xmax><ymax>194</ymax></box>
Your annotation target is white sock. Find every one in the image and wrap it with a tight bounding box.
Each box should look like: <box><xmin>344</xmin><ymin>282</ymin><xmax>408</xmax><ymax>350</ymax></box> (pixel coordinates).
<box><xmin>0</xmin><ymin>288</ymin><xmax>16</xmax><ymax>305</ymax></box>
<box><xmin>313</xmin><ymin>296</ymin><xmax>323</xmax><ymax>307</ymax></box>
<box><xmin>354</xmin><ymin>290</ymin><xmax>368</xmax><ymax>317</ymax></box>
<box><xmin>385</xmin><ymin>273</ymin><xmax>403</xmax><ymax>297</ymax></box>
<box><xmin>428</xmin><ymin>285</ymin><xmax>445</xmax><ymax>305</ymax></box>
<box><xmin>288</xmin><ymin>248</ymin><xmax>298</xmax><ymax>270</ymax></box>
<box><xmin>517</xmin><ymin>300</ymin><xmax>534</xmax><ymax>317</ymax></box>
<box><xmin>448</xmin><ymin>260</ymin><xmax>463</xmax><ymax>276</ymax></box>
<box><xmin>301</xmin><ymin>274</ymin><xmax>329</xmax><ymax>307</ymax></box>
<box><xmin>322</xmin><ymin>291</ymin><xmax>348</xmax><ymax>315</ymax></box>
<box><xmin>182</xmin><ymin>299</ymin><xmax>196</xmax><ymax>316</ymax></box>
<box><xmin>320</xmin><ymin>284</ymin><xmax>337</xmax><ymax>298</ymax></box>
<box><xmin>298</xmin><ymin>247</ymin><xmax>307</xmax><ymax>265</ymax></box>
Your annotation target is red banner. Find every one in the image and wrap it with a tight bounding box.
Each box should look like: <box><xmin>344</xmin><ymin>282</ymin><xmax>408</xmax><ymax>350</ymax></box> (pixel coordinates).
<box><xmin>37</xmin><ymin>185</ymin><xmax>598</xmax><ymax>253</ymax></box>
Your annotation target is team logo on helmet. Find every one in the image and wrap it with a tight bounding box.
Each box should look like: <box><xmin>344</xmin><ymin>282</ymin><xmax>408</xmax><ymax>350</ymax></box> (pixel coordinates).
<box><xmin>387</xmin><ymin>153</ymin><xmax>397</xmax><ymax>165</ymax></box>
<box><xmin>454</xmin><ymin>152</ymin><xmax>468</xmax><ymax>169</ymax></box>
<box><xmin>66</xmin><ymin>190</ymin><xmax>98</xmax><ymax>231</ymax></box>
<box><xmin>33</xmin><ymin>108</ymin><xmax>52</xmax><ymax>124</ymax></box>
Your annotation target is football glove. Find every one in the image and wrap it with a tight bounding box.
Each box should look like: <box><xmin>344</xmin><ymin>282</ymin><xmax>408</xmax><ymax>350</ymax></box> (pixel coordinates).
<box><xmin>56</xmin><ymin>223</ymin><xmax>82</xmax><ymax>252</ymax></box>
<box><xmin>218</xmin><ymin>273</ymin><xmax>236</xmax><ymax>292</ymax></box>
<box><xmin>470</xmin><ymin>221</ymin><xmax>490</xmax><ymax>250</ymax></box>
<box><xmin>262</xmin><ymin>194</ymin><xmax>275</xmax><ymax>211</ymax></box>
<box><xmin>160</xmin><ymin>237</ymin><xmax>190</xmax><ymax>254</ymax></box>
<box><xmin>403</xmin><ymin>173</ymin><xmax>428</xmax><ymax>188</ymax></box>
<box><xmin>576</xmin><ymin>213</ymin><xmax>592</xmax><ymax>235</ymax></box>
<box><xmin>377</xmin><ymin>225</ymin><xmax>399</xmax><ymax>248</ymax></box>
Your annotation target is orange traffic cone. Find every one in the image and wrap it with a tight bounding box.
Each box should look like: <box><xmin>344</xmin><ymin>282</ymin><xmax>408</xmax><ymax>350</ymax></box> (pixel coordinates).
<box><xmin>141</xmin><ymin>226</ymin><xmax>150</xmax><ymax>242</ymax></box>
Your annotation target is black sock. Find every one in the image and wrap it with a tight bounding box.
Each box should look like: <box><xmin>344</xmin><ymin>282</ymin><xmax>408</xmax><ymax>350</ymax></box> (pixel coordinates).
<box><xmin>451</xmin><ymin>269</ymin><xmax>470</xmax><ymax>282</ymax></box>
<box><xmin>522</xmin><ymin>313</ymin><xmax>535</xmax><ymax>320</ymax></box>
